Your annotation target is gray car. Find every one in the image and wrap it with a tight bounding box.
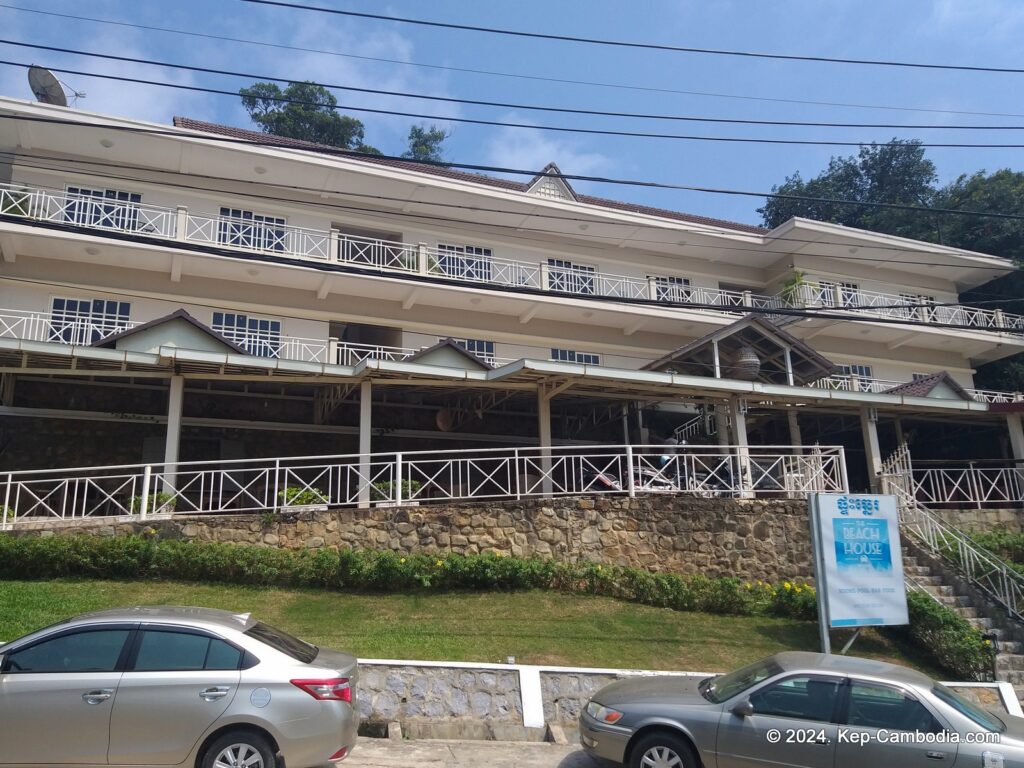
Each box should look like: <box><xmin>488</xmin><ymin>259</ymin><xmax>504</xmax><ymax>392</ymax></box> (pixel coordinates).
<box><xmin>581</xmin><ymin>651</ymin><xmax>1024</xmax><ymax>768</ymax></box>
<box><xmin>0</xmin><ymin>606</ymin><xmax>358</xmax><ymax>768</ymax></box>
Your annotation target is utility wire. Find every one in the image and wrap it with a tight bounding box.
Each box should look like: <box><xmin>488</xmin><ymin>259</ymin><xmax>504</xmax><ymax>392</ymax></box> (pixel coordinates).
<box><xmin>6</xmin><ymin>39</ymin><xmax>1024</xmax><ymax>131</ymax></box>
<box><xmin>6</xmin><ymin>30</ymin><xmax>1024</xmax><ymax>126</ymax></box>
<box><xmin>239</xmin><ymin>0</ymin><xmax>1024</xmax><ymax>75</ymax></box>
<box><xmin>5</xmin><ymin>149</ymin><xmax>1019</xmax><ymax>275</ymax></box>
<box><xmin>5</xmin><ymin>111</ymin><xmax>1024</xmax><ymax>226</ymax></box>
<box><xmin>6</xmin><ymin>57</ymin><xmax>1024</xmax><ymax>152</ymax></box>
<box><xmin>6</xmin><ymin>3</ymin><xmax>1024</xmax><ymax>120</ymax></box>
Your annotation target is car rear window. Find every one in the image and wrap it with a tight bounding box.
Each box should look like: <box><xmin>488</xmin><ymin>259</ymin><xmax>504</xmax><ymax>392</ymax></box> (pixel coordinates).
<box><xmin>244</xmin><ymin>621</ymin><xmax>318</xmax><ymax>663</ymax></box>
<box><xmin>932</xmin><ymin>684</ymin><xmax>1005</xmax><ymax>733</ymax></box>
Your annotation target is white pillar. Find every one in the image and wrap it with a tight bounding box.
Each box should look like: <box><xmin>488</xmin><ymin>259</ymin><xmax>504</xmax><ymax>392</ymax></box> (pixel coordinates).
<box><xmin>1007</xmin><ymin>413</ymin><xmax>1024</xmax><ymax>463</ymax></box>
<box><xmin>717</xmin><ymin>404</ymin><xmax>731</xmax><ymax>449</ymax></box>
<box><xmin>538</xmin><ymin>385</ymin><xmax>552</xmax><ymax>497</ymax></box>
<box><xmin>730</xmin><ymin>399</ymin><xmax>753</xmax><ymax>497</ymax></box>
<box><xmin>162</xmin><ymin>375</ymin><xmax>184</xmax><ymax>494</ymax></box>
<box><xmin>860</xmin><ymin>406</ymin><xmax>882</xmax><ymax>492</ymax></box>
<box><xmin>893</xmin><ymin>417</ymin><xmax>905</xmax><ymax>447</ymax></box>
<box><xmin>787</xmin><ymin>409</ymin><xmax>802</xmax><ymax>447</ymax></box>
<box><xmin>358</xmin><ymin>380</ymin><xmax>372</xmax><ymax>508</ymax></box>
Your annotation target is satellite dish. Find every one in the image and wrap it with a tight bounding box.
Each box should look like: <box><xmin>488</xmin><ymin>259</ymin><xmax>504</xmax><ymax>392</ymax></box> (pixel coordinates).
<box><xmin>28</xmin><ymin>66</ymin><xmax>68</xmax><ymax>107</ymax></box>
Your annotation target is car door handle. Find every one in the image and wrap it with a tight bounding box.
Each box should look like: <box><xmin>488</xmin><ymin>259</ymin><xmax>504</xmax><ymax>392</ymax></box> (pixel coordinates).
<box><xmin>199</xmin><ymin>686</ymin><xmax>231</xmax><ymax>701</ymax></box>
<box><xmin>926</xmin><ymin>752</ymin><xmax>946</xmax><ymax>760</ymax></box>
<box><xmin>82</xmin><ymin>689</ymin><xmax>113</xmax><ymax>705</ymax></box>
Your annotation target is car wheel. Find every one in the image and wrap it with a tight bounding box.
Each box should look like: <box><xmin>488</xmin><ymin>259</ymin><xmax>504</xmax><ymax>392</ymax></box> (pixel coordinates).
<box><xmin>202</xmin><ymin>731</ymin><xmax>276</xmax><ymax>768</ymax></box>
<box><xmin>629</xmin><ymin>731</ymin><xmax>696</xmax><ymax>768</ymax></box>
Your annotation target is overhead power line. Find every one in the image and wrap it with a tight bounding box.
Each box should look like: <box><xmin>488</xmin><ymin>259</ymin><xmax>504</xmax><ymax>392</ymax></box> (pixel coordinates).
<box><xmin>6</xmin><ymin>55</ymin><xmax>1024</xmax><ymax>151</ymax></box>
<box><xmin>239</xmin><ymin>0</ymin><xmax>1024</xmax><ymax>75</ymax></box>
<box><xmin>5</xmin><ymin>111</ymin><xmax>1024</xmax><ymax>227</ymax></box>
<box><xmin>5</xmin><ymin>149</ymin><xmax>1018</xmax><ymax>274</ymax></box>
<box><xmin>7</xmin><ymin>39</ymin><xmax>1024</xmax><ymax>132</ymax></box>
<box><xmin>2</xmin><ymin>12</ymin><xmax>1024</xmax><ymax>119</ymax></box>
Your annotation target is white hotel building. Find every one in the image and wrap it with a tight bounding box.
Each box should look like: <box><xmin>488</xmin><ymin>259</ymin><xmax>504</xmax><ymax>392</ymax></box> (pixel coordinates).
<box><xmin>0</xmin><ymin>96</ymin><xmax>1022</xmax><ymax>513</ymax></box>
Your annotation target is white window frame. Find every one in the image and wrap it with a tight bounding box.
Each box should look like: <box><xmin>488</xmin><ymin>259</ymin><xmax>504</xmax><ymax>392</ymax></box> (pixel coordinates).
<box><xmin>49</xmin><ymin>296</ymin><xmax>131</xmax><ymax>344</ymax></box>
<box><xmin>212</xmin><ymin>311</ymin><xmax>283</xmax><ymax>358</ymax></box>
<box><xmin>435</xmin><ymin>244</ymin><xmax>493</xmax><ymax>282</ymax></box>
<box><xmin>64</xmin><ymin>185</ymin><xmax>142</xmax><ymax>232</ymax></box>
<box><xmin>547</xmin><ymin>258</ymin><xmax>595</xmax><ymax>295</ymax></box>
<box><xmin>551</xmin><ymin>348</ymin><xmax>601</xmax><ymax>366</ymax></box>
<box><xmin>447</xmin><ymin>337</ymin><xmax>496</xmax><ymax>363</ymax></box>
<box><xmin>649</xmin><ymin>275</ymin><xmax>692</xmax><ymax>302</ymax></box>
<box><xmin>217</xmin><ymin>207</ymin><xmax>287</xmax><ymax>252</ymax></box>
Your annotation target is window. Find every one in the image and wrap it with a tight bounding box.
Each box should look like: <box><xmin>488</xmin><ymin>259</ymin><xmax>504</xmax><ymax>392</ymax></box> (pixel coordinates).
<box><xmin>4</xmin><ymin>629</ymin><xmax>130</xmax><ymax>673</ymax></box>
<box><xmin>820</xmin><ymin>281</ymin><xmax>860</xmax><ymax>307</ymax></box>
<box><xmin>900</xmin><ymin>293</ymin><xmax>937</xmax><ymax>322</ymax></box>
<box><xmin>49</xmin><ymin>297</ymin><xmax>131</xmax><ymax>344</ymax></box>
<box><xmin>245</xmin><ymin>621</ymin><xmax>318</xmax><ymax>663</ymax></box>
<box><xmin>218</xmin><ymin>208</ymin><xmax>286</xmax><ymax>252</ymax></box>
<box><xmin>932</xmin><ymin>684</ymin><xmax>1004</xmax><ymax>733</ymax></box>
<box><xmin>133</xmin><ymin>630</ymin><xmax>242</xmax><ymax>672</ymax></box>
<box><xmin>65</xmin><ymin>186</ymin><xmax>142</xmax><ymax>231</ymax></box>
<box><xmin>847</xmin><ymin>681</ymin><xmax>942</xmax><ymax>733</ymax></box>
<box><xmin>703</xmin><ymin>657</ymin><xmax>783</xmax><ymax>703</ymax></box>
<box><xmin>912</xmin><ymin>372</ymin><xmax>930</xmax><ymax>381</ymax></box>
<box><xmin>435</xmin><ymin>244</ymin><xmax>493</xmax><ymax>281</ymax></box>
<box><xmin>212</xmin><ymin>312</ymin><xmax>282</xmax><ymax>357</ymax></box>
<box><xmin>548</xmin><ymin>259</ymin><xmax>595</xmax><ymax>295</ymax></box>
<box><xmin>551</xmin><ymin>348</ymin><xmax>601</xmax><ymax>365</ymax></box>
<box><xmin>839</xmin><ymin>364</ymin><xmax>873</xmax><ymax>390</ymax></box>
<box><xmin>451</xmin><ymin>338</ymin><xmax>496</xmax><ymax>362</ymax></box>
<box><xmin>649</xmin><ymin>275</ymin><xmax>692</xmax><ymax>302</ymax></box>
<box><xmin>748</xmin><ymin>675</ymin><xmax>842</xmax><ymax>722</ymax></box>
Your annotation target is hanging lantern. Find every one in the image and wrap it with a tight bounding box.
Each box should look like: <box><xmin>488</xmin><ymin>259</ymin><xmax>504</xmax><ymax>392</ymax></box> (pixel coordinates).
<box><xmin>730</xmin><ymin>344</ymin><xmax>761</xmax><ymax>381</ymax></box>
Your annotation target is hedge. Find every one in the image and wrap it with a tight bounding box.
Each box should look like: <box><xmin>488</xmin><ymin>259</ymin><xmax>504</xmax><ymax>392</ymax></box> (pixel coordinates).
<box><xmin>0</xmin><ymin>533</ymin><xmax>993</xmax><ymax>679</ymax></box>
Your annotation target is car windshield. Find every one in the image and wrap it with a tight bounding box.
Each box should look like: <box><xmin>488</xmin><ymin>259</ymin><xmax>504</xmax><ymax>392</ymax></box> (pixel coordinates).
<box><xmin>932</xmin><ymin>684</ymin><xmax>1005</xmax><ymax>733</ymax></box>
<box><xmin>244</xmin><ymin>621</ymin><xmax>318</xmax><ymax>664</ymax></box>
<box><xmin>702</xmin><ymin>657</ymin><xmax>783</xmax><ymax>703</ymax></box>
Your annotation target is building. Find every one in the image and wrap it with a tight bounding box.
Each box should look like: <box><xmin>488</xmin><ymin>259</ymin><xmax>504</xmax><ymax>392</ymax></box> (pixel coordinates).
<box><xmin>0</xmin><ymin>95</ymin><xmax>1022</xmax><ymax>515</ymax></box>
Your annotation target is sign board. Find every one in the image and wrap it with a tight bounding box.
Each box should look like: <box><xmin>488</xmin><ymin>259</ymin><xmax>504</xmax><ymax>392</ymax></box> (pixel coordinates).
<box><xmin>809</xmin><ymin>494</ymin><xmax>908</xmax><ymax>650</ymax></box>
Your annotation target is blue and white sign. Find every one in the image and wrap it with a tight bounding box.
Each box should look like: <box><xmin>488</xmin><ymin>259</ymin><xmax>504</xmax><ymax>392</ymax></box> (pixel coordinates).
<box><xmin>810</xmin><ymin>494</ymin><xmax>908</xmax><ymax>631</ymax></box>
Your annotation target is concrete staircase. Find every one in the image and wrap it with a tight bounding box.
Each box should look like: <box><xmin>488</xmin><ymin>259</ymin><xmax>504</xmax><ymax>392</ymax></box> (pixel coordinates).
<box><xmin>904</xmin><ymin>548</ymin><xmax>1024</xmax><ymax>699</ymax></box>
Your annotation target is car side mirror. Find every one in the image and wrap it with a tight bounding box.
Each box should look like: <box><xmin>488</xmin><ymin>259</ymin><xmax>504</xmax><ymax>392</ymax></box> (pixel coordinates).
<box><xmin>732</xmin><ymin>699</ymin><xmax>754</xmax><ymax>718</ymax></box>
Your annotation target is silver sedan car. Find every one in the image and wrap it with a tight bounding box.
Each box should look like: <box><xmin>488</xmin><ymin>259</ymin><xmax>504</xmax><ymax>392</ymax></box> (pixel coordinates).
<box><xmin>0</xmin><ymin>606</ymin><xmax>358</xmax><ymax>768</ymax></box>
<box><xmin>581</xmin><ymin>651</ymin><xmax>1024</xmax><ymax>768</ymax></box>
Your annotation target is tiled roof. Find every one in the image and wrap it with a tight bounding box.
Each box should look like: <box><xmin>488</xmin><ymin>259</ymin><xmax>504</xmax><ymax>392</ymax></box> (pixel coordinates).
<box><xmin>883</xmin><ymin>371</ymin><xmax>972</xmax><ymax>400</ymax></box>
<box><xmin>172</xmin><ymin>117</ymin><xmax>764</xmax><ymax>235</ymax></box>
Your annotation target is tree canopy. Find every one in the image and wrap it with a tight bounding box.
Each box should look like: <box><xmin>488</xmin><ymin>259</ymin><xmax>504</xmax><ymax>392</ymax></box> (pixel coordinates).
<box><xmin>240</xmin><ymin>81</ymin><xmax>449</xmax><ymax>162</ymax></box>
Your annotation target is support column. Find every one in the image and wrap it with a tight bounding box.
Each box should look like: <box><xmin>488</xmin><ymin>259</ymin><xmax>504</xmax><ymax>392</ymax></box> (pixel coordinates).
<box><xmin>787</xmin><ymin>409</ymin><xmax>802</xmax><ymax>447</ymax></box>
<box><xmin>730</xmin><ymin>399</ymin><xmax>753</xmax><ymax>497</ymax></box>
<box><xmin>1007</xmin><ymin>413</ymin><xmax>1024</xmax><ymax>464</ymax></box>
<box><xmin>893</xmin><ymin>417</ymin><xmax>905</xmax><ymax>447</ymax></box>
<box><xmin>358</xmin><ymin>380</ymin><xmax>372</xmax><ymax>508</ymax></box>
<box><xmin>860</xmin><ymin>406</ymin><xmax>882</xmax><ymax>492</ymax></box>
<box><xmin>537</xmin><ymin>385</ymin><xmax>552</xmax><ymax>497</ymax></box>
<box><xmin>162</xmin><ymin>375</ymin><xmax>184</xmax><ymax>494</ymax></box>
<box><xmin>716</xmin><ymin>404</ymin><xmax>731</xmax><ymax>448</ymax></box>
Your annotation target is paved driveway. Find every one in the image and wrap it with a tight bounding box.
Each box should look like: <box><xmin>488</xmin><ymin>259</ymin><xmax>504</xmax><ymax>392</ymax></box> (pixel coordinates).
<box><xmin>347</xmin><ymin>739</ymin><xmax>594</xmax><ymax>767</ymax></box>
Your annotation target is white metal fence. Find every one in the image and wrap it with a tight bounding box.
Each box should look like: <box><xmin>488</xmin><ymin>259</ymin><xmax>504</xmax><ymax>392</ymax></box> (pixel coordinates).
<box><xmin>0</xmin><ymin>444</ymin><xmax>846</xmax><ymax>527</ymax></box>
<box><xmin>882</xmin><ymin>445</ymin><xmax>1024</xmax><ymax>620</ymax></box>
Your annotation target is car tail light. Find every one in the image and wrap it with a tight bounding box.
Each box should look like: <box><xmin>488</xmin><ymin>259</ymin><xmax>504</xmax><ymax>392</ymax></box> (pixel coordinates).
<box><xmin>291</xmin><ymin>678</ymin><xmax>352</xmax><ymax>703</ymax></box>
<box><xmin>329</xmin><ymin>746</ymin><xmax>349</xmax><ymax>761</ymax></box>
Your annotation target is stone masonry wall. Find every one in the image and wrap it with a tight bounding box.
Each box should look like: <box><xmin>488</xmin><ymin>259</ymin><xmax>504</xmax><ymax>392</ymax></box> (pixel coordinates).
<box><xmin>10</xmin><ymin>495</ymin><xmax>814</xmax><ymax>581</ymax></box>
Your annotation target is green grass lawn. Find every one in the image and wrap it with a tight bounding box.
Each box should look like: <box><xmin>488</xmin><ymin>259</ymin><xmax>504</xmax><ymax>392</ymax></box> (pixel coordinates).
<box><xmin>0</xmin><ymin>578</ymin><xmax>944</xmax><ymax>675</ymax></box>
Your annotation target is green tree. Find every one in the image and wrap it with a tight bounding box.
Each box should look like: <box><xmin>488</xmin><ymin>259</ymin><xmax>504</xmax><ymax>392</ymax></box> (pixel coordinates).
<box><xmin>758</xmin><ymin>140</ymin><xmax>939</xmax><ymax>241</ymax></box>
<box><xmin>401</xmin><ymin>124</ymin><xmax>449</xmax><ymax>163</ymax></box>
<box><xmin>239</xmin><ymin>81</ymin><xmax>380</xmax><ymax>154</ymax></box>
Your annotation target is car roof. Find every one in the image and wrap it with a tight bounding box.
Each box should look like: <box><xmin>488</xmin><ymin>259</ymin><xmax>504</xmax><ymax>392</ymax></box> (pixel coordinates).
<box><xmin>68</xmin><ymin>606</ymin><xmax>257</xmax><ymax>632</ymax></box>
<box><xmin>772</xmin><ymin>651</ymin><xmax>934</xmax><ymax>687</ymax></box>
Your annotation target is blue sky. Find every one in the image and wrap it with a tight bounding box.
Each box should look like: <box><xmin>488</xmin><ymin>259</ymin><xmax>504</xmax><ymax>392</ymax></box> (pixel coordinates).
<box><xmin>2</xmin><ymin>0</ymin><xmax>1024</xmax><ymax>226</ymax></box>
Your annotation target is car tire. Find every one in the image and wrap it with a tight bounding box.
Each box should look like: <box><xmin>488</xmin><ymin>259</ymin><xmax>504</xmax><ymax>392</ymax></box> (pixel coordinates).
<box><xmin>629</xmin><ymin>731</ymin><xmax>696</xmax><ymax>768</ymax></box>
<box><xmin>201</xmin><ymin>731</ymin><xmax>277</xmax><ymax>768</ymax></box>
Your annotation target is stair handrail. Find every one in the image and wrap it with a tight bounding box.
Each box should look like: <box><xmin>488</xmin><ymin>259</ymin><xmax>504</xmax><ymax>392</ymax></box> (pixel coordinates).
<box><xmin>882</xmin><ymin>444</ymin><xmax>1024</xmax><ymax>622</ymax></box>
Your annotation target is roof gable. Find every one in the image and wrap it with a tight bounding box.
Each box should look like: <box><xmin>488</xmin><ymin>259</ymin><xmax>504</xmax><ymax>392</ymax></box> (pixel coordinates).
<box><xmin>406</xmin><ymin>338</ymin><xmax>493</xmax><ymax>370</ymax></box>
<box><xmin>526</xmin><ymin>162</ymin><xmax>577</xmax><ymax>201</ymax></box>
<box><xmin>883</xmin><ymin>372</ymin><xmax>973</xmax><ymax>401</ymax></box>
<box><xmin>93</xmin><ymin>309</ymin><xmax>246</xmax><ymax>355</ymax></box>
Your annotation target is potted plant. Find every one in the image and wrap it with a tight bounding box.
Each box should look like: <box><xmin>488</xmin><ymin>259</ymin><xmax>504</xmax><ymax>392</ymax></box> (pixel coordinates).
<box><xmin>780</xmin><ymin>270</ymin><xmax>814</xmax><ymax>308</ymax></box>
<box><xmin>130</xmin><ymin>491</ymin><xmax>177</xmax><ymax>515</ymax></box>
<box><xmin>371</xmin><ymin>479</ymin><xmax>422</xmax><ymax>507</ymax></box>
<box><xmin>278</xmin><ymin>486</ymin><xmax>329</xmax><ymax>511</ymax></box>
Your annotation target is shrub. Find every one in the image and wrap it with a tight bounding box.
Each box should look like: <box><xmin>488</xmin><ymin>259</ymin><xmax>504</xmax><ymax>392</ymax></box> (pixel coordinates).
<box><xmin>891</xmin><ymin>591</ymin><xmax>995</xmax><ymax>681</ymax></box>
<box><xmin>129</xmin><ymin>492</ymin><xmax>176</xmax><ymax>514</ymax></box>
<box><xmin>370</xmin><ymin>480</ymin><xmax>422</xmax><ymax>502</ymax></box>
<box><xmin>278</xmin><ymin>486</ymin><xmax>328</xmax><ymax>506</ymax></box>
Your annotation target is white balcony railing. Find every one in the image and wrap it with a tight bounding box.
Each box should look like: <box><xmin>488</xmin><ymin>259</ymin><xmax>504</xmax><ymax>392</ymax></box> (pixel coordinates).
<box><xmin>810</xmin><ymin>374</ymin><xmax>1022</xmax><ymax>404</ymax></box>
<box><xmin>0</xmin><ymin>443</ymin><xmax>847</xmax><ymax>526</ymax></box>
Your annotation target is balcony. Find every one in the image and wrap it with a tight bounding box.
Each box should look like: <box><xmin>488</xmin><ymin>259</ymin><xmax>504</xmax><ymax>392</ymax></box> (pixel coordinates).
<box><xmin>809</xmin><ymin>373</ymin><xmax>1022</xmax><ymax>404</ymax></box>
<box><xmin>3</xmin><ymin>182</ymin><xmax>1021</xmax><ymax>337</ymax></box>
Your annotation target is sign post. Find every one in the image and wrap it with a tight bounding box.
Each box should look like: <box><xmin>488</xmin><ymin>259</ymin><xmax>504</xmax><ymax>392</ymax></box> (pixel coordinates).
<box><xmin>809</xmin><ymin>494</ymin><xmax>908</xmax><ymax>654</ymax></box>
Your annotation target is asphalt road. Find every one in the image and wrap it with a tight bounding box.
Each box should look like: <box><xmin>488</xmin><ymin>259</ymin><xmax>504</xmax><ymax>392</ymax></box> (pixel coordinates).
<box><xmin>347</xmin><ymin>739</ymin><xmax>595</xmax><ymax>767</ymax></box>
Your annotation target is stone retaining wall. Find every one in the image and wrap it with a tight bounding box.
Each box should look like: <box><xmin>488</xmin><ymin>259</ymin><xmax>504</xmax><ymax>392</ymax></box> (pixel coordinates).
<box><xmin>9</xmin><ymin>495</ymin><xmax>814</xmax><ymax>580</ymax></box>
<box><xmin>930</xmin><ymin>508</ymin><xmax>1022</xmax><ymax>533</ymax></box>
